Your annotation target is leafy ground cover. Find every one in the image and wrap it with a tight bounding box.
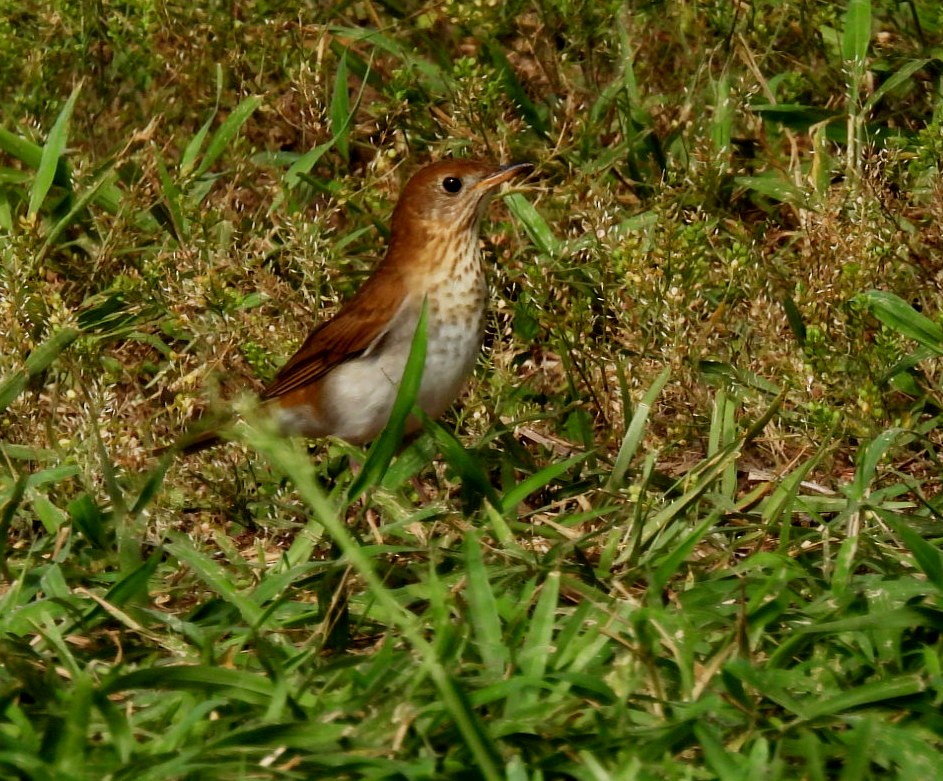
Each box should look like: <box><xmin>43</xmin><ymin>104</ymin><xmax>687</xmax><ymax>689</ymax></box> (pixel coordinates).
<box><xmin>2</xmin><ymin>0</ymin><xmax>943</xmax><ymax>778</ymax></box>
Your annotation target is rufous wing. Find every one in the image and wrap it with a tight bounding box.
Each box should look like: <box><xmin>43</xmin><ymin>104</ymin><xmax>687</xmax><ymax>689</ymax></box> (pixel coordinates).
<box><xmin>261</xmin><ymin>266</ymin><xmax>410</xmax><ymax>400</ymax></box>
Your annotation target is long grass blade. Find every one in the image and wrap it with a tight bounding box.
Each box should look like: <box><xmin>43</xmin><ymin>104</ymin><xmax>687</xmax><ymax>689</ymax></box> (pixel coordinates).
<box><xmin>154</xmin><ymin>151</ymin><xmax>187</xmax><ymax>241</ymax></box>
<box><xmin>499</xmin><ymin>451</ymin><xmax>589</xmax><ymax>516</ymax></box>
<box><xmin>164</xmin><ymin>537</ymin><xmax>265</xmax><ymax>627</ymax></box>
<box><xmin>28</xmin><ymin>84</ymin><xmax>80</xmax><ymax>218</ymax></box>
<box><xmin>464</xmin><ymin>533</ymin><xmax>508</xmax><ymax>678</ymax></box>
<box><xmin>872</xmin><ymin>508</ymin><xmax>943</xmax><ymax>592</ymax></box>
<box><xmin>842</xmin><ymin>0</ymin><xmax>872</xmax><ymax>64</ymax></box>
<box><xmin>863</xmin><ymin>58</ymin><xmax>930</xmax><ymax>112</ymax></box>
<box><xmin>37</xmin><ymin>167</ymin><xmax>118</xmax><ymax>260</ymax></box>
<box><xmin>504</xmin><ymin>193</ymin><xmax>559</xmax><ymax>257</ymax></box>
<box><xmin>347</xmin><ymin>299</ymin><xmax>428</xmax><ymax>502</ymax></box>
<box><xmin>855</xmin><ymin>290</ymin><xmax>943</xmax><ymax>355</ymax></box>
<box><xmin>192</xmin><ymin>95</ymin><xmax>262</xmax><ymax>181</ymax></box>
<box><xmin>105</xmin><ymin>666</ymin><xmax>277</xmax><ymax>705</ymax></box>
<box><xmin>331</xmin><ymin>49</ymin><xmax>350</xmax><ymax>165</ymax></box>
<box><xmin>608</xmin><ymin>366</ymin><xmax>669</xmax><ymax>490</ymax></box>
<box><xmin>0</xmin><ymin>328</ymin><xmax>81</xmax><ymax>413</ymax></box>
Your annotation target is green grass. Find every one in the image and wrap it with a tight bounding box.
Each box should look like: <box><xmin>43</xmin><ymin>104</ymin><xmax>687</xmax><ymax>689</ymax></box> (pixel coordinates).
<box><xmin>2</xmin><ymin>0</ymin><xmax>943</xmax><ymax>778</ymax></box>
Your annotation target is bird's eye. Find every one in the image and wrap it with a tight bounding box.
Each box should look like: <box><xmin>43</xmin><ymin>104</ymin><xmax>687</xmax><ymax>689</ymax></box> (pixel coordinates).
<box><xmin>442</xmin><ymin>176</ymin><xmax>463</xmax><ymax>194</ymax></box>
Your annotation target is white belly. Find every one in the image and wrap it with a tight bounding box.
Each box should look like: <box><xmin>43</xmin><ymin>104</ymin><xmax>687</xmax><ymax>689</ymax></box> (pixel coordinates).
<box><xmin>277</xmin><ymin>299</ymin><xmax>485</xmax><ymax>444</ymax></box>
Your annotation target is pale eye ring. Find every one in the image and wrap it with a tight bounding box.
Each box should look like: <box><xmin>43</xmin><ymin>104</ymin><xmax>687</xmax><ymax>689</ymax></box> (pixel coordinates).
<box><xmin>442</xmin><ymin>176</ymin><xmax>463</xmax><ymax>194</ymax></box>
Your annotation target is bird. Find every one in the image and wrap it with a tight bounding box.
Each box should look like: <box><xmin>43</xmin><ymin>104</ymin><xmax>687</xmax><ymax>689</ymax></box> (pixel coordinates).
<box><xmin>172</xmin><ymin>159</ymin><xmax>533</xmax><ymax>454</ymax></box>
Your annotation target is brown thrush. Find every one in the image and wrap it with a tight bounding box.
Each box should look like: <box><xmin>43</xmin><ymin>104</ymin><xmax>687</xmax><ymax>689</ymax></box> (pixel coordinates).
<box><xmin>175</xmin><ymin>159</ymin><xmax>532</xmax><ymax>453</ymax></box>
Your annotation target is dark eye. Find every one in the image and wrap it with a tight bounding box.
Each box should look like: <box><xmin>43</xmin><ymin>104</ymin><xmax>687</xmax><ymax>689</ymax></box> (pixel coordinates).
<box><xmin>442</xmin><ymin>176</ymin><xmax>463</xmax><ymax>193</ymax></box>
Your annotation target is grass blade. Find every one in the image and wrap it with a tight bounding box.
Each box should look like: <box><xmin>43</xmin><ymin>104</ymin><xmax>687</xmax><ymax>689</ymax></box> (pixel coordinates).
<box><xmin>38</xmin><ymin>167</ymin><xmax>118</xmax><ymax>260</ymax></box>
<box><xmin>180</xmin><ymin>64</ymin><xmax>222</xmax><ymax>177</ymax></box>
<box><xmin>0</xmin><ymin>328</ymin><xmax>82</xmax><ymax>413</ymax></box>
<box><xmin>192</xmin><ymin>95</ymin><xmax>262</xmax><ymax>181</ymax></box>
<box><xmin>164</xmin><ymin>536</ymin><xmax>264</xmax><ymax>627</ymax></box>
<box><xmin>347</xmin><ymin>299</ymin><xmax>428</xmax><ymax>502</ymax></box>
<box><xmin>504</xmin><ymin>192</ymin><xmax>559</xmax><ymax>257</ymax></box>
<box><xmin>735</xmin><ymin>174</ymin><xmax>809</xmax><ymax>207</ymax></box>
<box><xmin>506</xmin><ymin>571</ymin><xmax>560</xmax><ymax>716</ymax></box>
<box><xmin>0</xmin><ymin>128</ymin><xmax>71</xmax><ymax>188</ymax></box>
<box><xmin>486</xmin><ymin>41</ymin><xmax>548</xmax><ymax>137</ymax></box>
<box><xmin>154</xmin><ymin>150</ymin><xmax>188</xmax><ymax>241</ymax></box>
<box><xmin>105</xmin><ymin>666</ymin><xmax>276</xmax><ymax>706</ymax></box>
<box><xmin>331</xmin><ymin>49</ymin><xmax>350</xmax><ymax>165</ymax></box>
<box><xmin>855</xmin><ymin>290</ymin><xmax>943</xmax><ymax>355</ymax></box>
<box><xmin>842</xmin><ymin>0</ymin><xmax>872</xmax><ymax>64</ymax></box>
<box><xmin>464</xmin><ymin>533</ymin><xmax>508</xmax><ymax>678</ymax></box>
<box><xmin>710</xmin><ymin>72</ymin><xmax>732</xmax><ymax>156</ymax></box>
<box><xmin>608</xmin><ymin>366</ymin><xmax>669</xmax><ymax>490</ymax></box>
<box><xmin>24</xmin><ymin>327</ymin><xmax>83</xmax><ymax>374</ymax></box>
<box><xmin>499</xmin><ymin>451</ymin><xmax>589</xmax><ymax>516</ymax></box>
<box><xmin>863</xmin><ymin>58</ymin><xmax>931</xmax><ymax>112</ymax></box>
<box><xmin>426</xmin><ymin>420</ymin><xmax>501</xmax><ymax>508</ymax></box>
<box><xmin>0</xmin><ymin>372</ymin><xmax>28</xmax><ymax>414</ymax></box>
<box><xmin>875</xmin><ymin>508</ymin><xmax>943</xmax><ymax>592</ymax></box>
<box><xmin>804</xmin><ymin>675</ymin><xmax>923</xmax><ymax>720</ymax></box>
<box><xmin>285</xmin><ymin>138</ymin><xmax>337</xmax><ymax>188</ymax></box>
<box><xmin>179</xmin><ymin>115</ymin><xmax>214</xmax><ymax>179</ymax></box>
<box><xmin>28</xmin><ymin>84</ymin><xmax>80</xmax><ymax>218</ymax></box>
<box><xmin>649</xmin><ymin>512</ymin><xmax>720</xmax><ymax>597</ymax></box>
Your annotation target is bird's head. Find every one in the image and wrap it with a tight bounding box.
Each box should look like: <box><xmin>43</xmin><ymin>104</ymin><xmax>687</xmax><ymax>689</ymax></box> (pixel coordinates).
<box><xmin>390</xmin><ymin>159</ymin><xmax>533</xmax><ymax>238</ymax></box>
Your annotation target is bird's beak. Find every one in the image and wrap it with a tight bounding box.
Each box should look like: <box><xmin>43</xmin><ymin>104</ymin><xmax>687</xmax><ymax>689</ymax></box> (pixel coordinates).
<box><xmin>473</xmin><ymin>162</ymin><xmax>534</xmax><ymax>191</ymax></box>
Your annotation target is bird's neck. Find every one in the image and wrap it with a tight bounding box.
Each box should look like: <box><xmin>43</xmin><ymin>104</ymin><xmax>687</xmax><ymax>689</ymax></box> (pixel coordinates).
<box><xmin>386</xmin><ymin>217</ymin><xmax>484</xmax><ymax>291</ymax></box>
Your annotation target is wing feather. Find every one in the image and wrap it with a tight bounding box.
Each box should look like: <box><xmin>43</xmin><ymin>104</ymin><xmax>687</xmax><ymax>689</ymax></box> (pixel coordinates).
<box><xmin>261</xmin><ymin>266</ymin><xmax>409</xmax><ymax>400</ymax></box>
